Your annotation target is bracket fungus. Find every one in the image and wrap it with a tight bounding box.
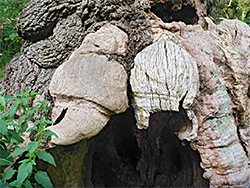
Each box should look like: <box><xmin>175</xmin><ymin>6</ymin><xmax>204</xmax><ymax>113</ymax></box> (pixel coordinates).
<box><xmin>47</xmin><ymin>24</ymin><xmax>129</xmax><ymax>146</ymax></box>
<box><xmin>130</xmin><ymin>35</ymin><xmax>199</xmax><ymax>141</ymax></box>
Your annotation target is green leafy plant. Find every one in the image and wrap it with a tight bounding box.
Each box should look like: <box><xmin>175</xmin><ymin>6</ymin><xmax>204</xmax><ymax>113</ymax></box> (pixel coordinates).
<box><xmin>223</xmin><ymin>0</ymin><xmax>250</xmax><ymax>23</ymax></box>
<box><xmin>0</xmin><ymin>89</ymin><xmax>57</xmax><ymax>188</ymax></box>
<box><xmin>208</xmin><ymin>0</ymin><xmax>250</xmax><ymax>25</ymax></box>
<box><xmin>0</xmin><ymin>0</ymin><xmax>30</xmax><ymax>79</ymax></box>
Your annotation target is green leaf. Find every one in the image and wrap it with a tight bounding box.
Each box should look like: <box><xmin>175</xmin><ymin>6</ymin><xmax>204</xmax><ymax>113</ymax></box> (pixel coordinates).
<box><xmin>27</xmin><ymin>142</ymin><xmax>39</xmax><ymax>153</ymax></box>
<box><xmin>0</xmin><ymin>105</ymin><xmax>4</xmax><ymax>112</ymax></box>
<box><xmin>44</xmin><ymin>105</ymin><xmax>52</xmax><ymax>112</ymax></box>
<box><xmin>27</xmin><ymin>126</ymin><xmax>37</xmax><ymax>132</ymax></box>
<box><xmin>23</xmin><ymin>180</ymin><xmax>33</xmax><ymax>188</ymax></box>
<box><xmin>0</xmin><ymin>90</ymin><xmax>6</xmax><ymax>95</ymax></box>
<box><xmin>18</xmin><ymin>114</ymin><xmax>27</xmax><ymax>125</ymax></box>
<box><xmin>0</xmin><ymin>148</ymin><xmax>13</xmax><ymax>167</ymax></box>
<box><xmin>11</xmin><ymin>147</ymin><xmax>26</xmax><ymax>156</ymax></box>
<box><xmin>0</xmin><ymin>96</ymin><xmax>5</xmax><ymax>107</ymax></box>
<box><xmin>37</xmin><ymin>151</ymin><xmax>56</xmax><ymax>167</ymax></box>
<box><xmin>43</xmin><ymin>130</ymin><xmax>58</xmax><ymax>138</ymax></box>
<box><xmin>20</xmin><ymin>122</ymin><xmax>28</xmax><ymax>133</ymax></box>
<box><xmin>9</xmin><ymin>180</ymin><xmax>18</xmax><ymax>187</ymax></box>
<box><xmin>30</xmin><ymin>92</ymin><xmax>40</xmax><ymax>96</ymax></box>
<box><xmin>34</xmin><ymin>120</ymin><xmax>42</xmax><ymax>125</ymax></box>
<box><xmin>28</xmin><ymin>92</ymin><xmax>40</xmax><ymax>98</ymax></box>
<box><xmin>4</xmin><ymin>95</ymin><xmax>15</xmax><ymax>101</ymax></box>
<box><xmin>0</xmin><ymin>158</ymin><xmax>13</xmax><ymax>166</ymax></box>
<box><xmin>6</xmin><ymin>121</ymin><xmax>18</xmax><ymax>128</ymax></box>
<box><xmin>0</xmin><ymin>142</ymin><xmax>6</xmax><ymax>150</ymax></box>
<box><xmin>43</xmin><ymin>105</ymin><xmax>48</xmax><ymax>113</ymax></box>
<box><xmin>21</xmin><ymin>97</ymin><xmax>28</xmax><ymax>107</ymax></box>
<box><xmin>1</xmin><ymin>167</ymin><xmax>15</xmax><ymax>181</ymax></box>
<box><xmin>15</xmin><ymin>92</ymin><xmax>25</xmax><ymax>97</ymax></box>
<box><xmin>0</xmin><ymin>148</ymin><xmax>11</xmax><ymax>159</ymax></box>
<box><xmin>44</xmin><ymin>120</ymin><xmax>54</xmax><ymax>125</ymax></box>
<box><xmin>7</xmin><ymin>98</ymin><xmax>20</xmax><ymax>120</ymax></box>
<box><xmin>30</xmin><ymin>160</ymin><xmax>36</xmax><ymax>166</ymax></box>
<box><xmin>8</xmin><ymin>130</ymin><xmax>24</xmax><ymax>143</ymax></box>
<box><xmin>27</xmin><ymin>105</ymin><xmax>40</xmax><ymax>121</ymax></box>
<box><xmin>34</xmin><ymin>171</ymin><xmax>53</xmax><ymax>188</ymax></box>
<box><xmin>0</xmin><ymin>181</ymin><xmax>10</xmax><ymax>188</ymax></box>
<box><xmin>35</xmin><ymin>100</ymin><xmax>43</xmax><ymax>104</ymax></box>
<box><xmin>26</xmin><ymin>89</ymin><xmax>32</xmax><ymax>94</ymax></box>
<box><xmin>18</xmin><ymin>159</ymin><xmax>29</xmax><ymax>164</ymax></box>
<box><xmin>0</xmin><ymin>119</ymin><xmax>8</xmax><ymax>135</ymax></box>
<box><xmin>17</xmin><ymin>162</ymin><xmax>33</xmax><ymax>187</ymax></box>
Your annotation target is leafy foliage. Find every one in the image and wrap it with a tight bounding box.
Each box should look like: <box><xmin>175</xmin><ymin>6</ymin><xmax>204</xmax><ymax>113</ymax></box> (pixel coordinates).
<box><xmin>0</xmin><ymin>89</ymin><xmax>57</xmax><ymax>188</ymax></box>
<box><xmin>208</xmin><ymin>0</ymin><xmax>250</xmax><ymax>24</ymax></box>
<box><xmin>0</xmin><ymin>0</ymin><xmax>30</xmax><ymax>79</ymax></box>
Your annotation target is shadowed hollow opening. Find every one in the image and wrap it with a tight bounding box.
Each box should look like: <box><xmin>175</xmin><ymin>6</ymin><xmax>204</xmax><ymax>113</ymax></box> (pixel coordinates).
<box><xmin>150</xmin><ymin>2</ymin><xmax>199</xmax><ymax>24</ymax></box>
<box><xmin>91</xmin><ymin>108</ymin><xmax>209</xmax><ymax>187</ymax></box>
<box><xmin>136</xmin><ymin>108</ymin><xmax>209</xmax><ymax>187</ymax></box>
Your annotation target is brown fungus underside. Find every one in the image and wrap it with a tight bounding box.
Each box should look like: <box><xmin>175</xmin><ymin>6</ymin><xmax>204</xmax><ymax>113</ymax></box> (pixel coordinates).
<box><xmin>1</xmin><ymin>0</ymin><xmax>250</xmax><ymax>187</ymax></box>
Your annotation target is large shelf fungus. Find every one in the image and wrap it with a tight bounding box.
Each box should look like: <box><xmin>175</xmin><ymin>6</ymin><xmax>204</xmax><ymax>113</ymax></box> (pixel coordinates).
<box><xmin>47</xmin><ymin>24</ymin><xmax>129</xmax><ymax>146</ymax></box>
<box><xmin>130</xmin><ymin>35</ymin><xmax>199</xmax><ymax>141</ymax></box>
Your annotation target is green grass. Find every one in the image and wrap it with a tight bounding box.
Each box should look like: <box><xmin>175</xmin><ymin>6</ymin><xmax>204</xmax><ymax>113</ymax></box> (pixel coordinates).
<box><xmin>0</xmin><ymin>0</ymin><xmax>30</xmax><ymax>79</ymax></box>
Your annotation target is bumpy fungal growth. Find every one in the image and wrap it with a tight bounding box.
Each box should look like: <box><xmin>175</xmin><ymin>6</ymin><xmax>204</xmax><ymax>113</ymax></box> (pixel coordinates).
<box><xmin>130</xmin><ymin>35</ymin><xmax>199</xmax><ymax>141</ymax></box>
<box><xmin>80</xmin><ymin>24</ymin><xmax>128</xmax><ymax>56</ymax></box>
<box><xmin>47</xmin><ymin>24</ymin><xmax>128</xmax><ymax>146</ymax></box>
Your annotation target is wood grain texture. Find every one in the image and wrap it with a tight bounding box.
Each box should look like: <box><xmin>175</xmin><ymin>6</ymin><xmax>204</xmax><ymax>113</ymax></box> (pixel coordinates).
<box><xmin>130</xmin><ymin>36</ymin><xmax>199</xmax><ymax>142</ymax></box>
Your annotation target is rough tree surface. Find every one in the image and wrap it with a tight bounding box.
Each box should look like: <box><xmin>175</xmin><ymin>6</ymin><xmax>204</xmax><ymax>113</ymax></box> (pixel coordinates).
<box><xmin>0</xmin><ymin>0</ymin><xmax>249</xmax><ymax>187</ymax></box>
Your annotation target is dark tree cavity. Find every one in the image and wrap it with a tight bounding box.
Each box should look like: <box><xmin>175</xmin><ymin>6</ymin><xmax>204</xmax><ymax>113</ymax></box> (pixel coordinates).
<box><xmin>54</xmin><ymin>108</ymin><xmax>68</xmax><ymax>125</ymax></box>
<box><xmin>90</xmin><ymin>108</ymin><xmax>209</xmax><ymax>187</ymax></box>
<box><xmin>150</xmin><ymin>2</ymin><xmax>199</xmax><ymax>24</ymax></box>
